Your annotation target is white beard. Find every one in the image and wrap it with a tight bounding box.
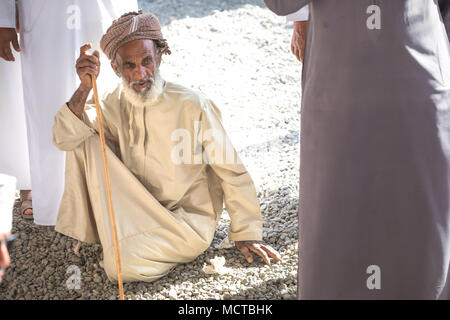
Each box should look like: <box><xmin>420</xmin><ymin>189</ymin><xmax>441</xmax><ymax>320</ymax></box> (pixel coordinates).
<box><xmin>121</xmin><ymin>69</ymin><xmax>165</xmax><ymax>108</ymax></box>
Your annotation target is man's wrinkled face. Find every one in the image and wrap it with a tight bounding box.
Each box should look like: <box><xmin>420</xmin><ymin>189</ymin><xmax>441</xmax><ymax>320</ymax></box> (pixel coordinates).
<box><xmin>112</xmin><ymin>39</ymin><xmax>162</xmax><ymax>94</ymax></box>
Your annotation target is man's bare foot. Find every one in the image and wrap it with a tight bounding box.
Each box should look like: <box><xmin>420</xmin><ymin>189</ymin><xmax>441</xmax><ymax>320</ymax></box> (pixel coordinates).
<box><xmin>20</xmin><ymin>190</ymin><xmax>33</xmax><ymax>219</ymax></box>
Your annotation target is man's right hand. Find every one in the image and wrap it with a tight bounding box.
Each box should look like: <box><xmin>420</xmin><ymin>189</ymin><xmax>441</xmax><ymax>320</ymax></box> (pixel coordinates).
<box><xmin>0</xmin><ymin>28</ymin><xmax>20</xmax><ymax>62</ymax></box>
<box><xmin>68</xmin><ymin>44</ymin><xmax>101</xmax><ymax>119</ymax></box>
<box><xmin>76</xmin><ymin>43</ymin><xmax>101</xmax><ymax>90</ymax></box>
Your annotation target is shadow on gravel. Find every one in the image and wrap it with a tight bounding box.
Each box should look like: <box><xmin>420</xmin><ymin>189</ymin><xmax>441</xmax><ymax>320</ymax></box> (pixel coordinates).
<box><xmin>139</xmin><ymin>0</ymin><xmax>266</xmax><ymax>26</ymax></box>
<box><xmin>224</xmin><ymin>274</ymin><xmax>297</xmax><ymax>300</ymax></box>
<box><xmin>236</xmin><ymin>131</ymin><xmax>299</xmax><ymax>156</ymax></box>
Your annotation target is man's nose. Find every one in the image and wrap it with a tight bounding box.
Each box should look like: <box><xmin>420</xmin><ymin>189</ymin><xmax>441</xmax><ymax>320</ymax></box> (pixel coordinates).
<box><xmin>134</xmin><ymin>65</ymin><xmax>147</xmax><ymax>79</ymax></box>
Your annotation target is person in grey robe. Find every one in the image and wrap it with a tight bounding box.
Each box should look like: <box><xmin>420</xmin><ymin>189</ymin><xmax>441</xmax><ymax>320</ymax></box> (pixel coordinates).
<box><xmin>265</xmin><ymin>0</ymin><xmax>450</xmax><ymax>299</ymax></box>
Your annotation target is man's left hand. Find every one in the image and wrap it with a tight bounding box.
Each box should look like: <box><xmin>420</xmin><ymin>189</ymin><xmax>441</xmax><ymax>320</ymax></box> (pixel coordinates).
<box><xmin>235</xmin><ymin>240</ymin><xmax>282</xmax><ymax>266</ymax></box>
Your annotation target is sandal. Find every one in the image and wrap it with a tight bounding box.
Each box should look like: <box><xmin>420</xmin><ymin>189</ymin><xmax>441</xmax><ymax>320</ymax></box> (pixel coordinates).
<box><xmin>20</xmin><ymin>190</ymin><xmax>33</xmax><ymax>220</ymax></box>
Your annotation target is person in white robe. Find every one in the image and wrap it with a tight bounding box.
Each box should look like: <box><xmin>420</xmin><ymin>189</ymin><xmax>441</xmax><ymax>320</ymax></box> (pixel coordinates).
<box><xmin>0</xmin><ymin>0</ymin><xmax>138</xmax><ymax>225</ymax></box>
<box><xmin>0</xmin><ymin>1</ymin><xmax>32</xmax><ymax>218</ymax></box>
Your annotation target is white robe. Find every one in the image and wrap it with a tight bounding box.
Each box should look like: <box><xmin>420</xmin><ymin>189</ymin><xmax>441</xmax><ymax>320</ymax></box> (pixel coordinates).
<box><xmin>0</xmin><ymin>0</ymin><xmax>138</xmax><ymax>225</ymax></box>
<box><xmin>0</xmin><ymin>52</ymin><xmax>31</xmax><ymax>190</ymax></box>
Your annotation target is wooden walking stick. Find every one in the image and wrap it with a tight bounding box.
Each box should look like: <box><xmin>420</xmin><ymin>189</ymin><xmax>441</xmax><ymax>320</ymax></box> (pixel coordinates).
<box><xmin>91</xmin><ymin>74</ymin><xmax>125</xmax><ymax>300</ymax></box>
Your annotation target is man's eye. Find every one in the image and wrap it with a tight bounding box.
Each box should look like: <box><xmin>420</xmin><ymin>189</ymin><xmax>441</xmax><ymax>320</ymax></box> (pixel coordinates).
<box><xmin>143</xmin><ymin>58</ymin><xmax>150</xmax><ymax>65</ymax></box>
<box><xmin>125</xmin><ymin>63</ymin><xmax>134</xmax><ymax>68</ymax></box>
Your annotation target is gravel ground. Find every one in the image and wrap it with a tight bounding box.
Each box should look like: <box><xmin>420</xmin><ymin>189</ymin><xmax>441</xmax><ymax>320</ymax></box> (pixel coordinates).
<box><xmin>0</xmin><ymin>0</ymin><xmax>302</xmax><ymax>300</ymax></box>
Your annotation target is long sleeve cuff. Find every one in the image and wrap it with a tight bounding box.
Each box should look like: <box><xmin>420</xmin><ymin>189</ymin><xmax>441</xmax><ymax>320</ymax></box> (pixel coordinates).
<box><xmin>286</xmin><ymin>6</ymin><xmax>310</xmax><ymax>21</ymax></box>
<box><xmin>53</xmin><ymin>104</ymin><xmax>96</xmax><ymax>151</ymax></box>
<box><xmin>0</xmin><ymin>0</ymin><xmax>16</xmax><ymax>28</ymax></box>
<box><xmin>0</xmin><ymin>17</ymin><xmax>15</xmax><ymax>28</ymax></box>
<box><xmin>228</xmin><ymin>227</ymin><xmax>263</xmax><ymax>242</ymax></box>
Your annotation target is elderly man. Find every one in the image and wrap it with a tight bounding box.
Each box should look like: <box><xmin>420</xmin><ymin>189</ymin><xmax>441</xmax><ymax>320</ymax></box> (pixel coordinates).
<box><xmin>52</xmin><ymin>11</ymin><xmax>281</xmax><ymax>282</ymax></box>
<box><xmin>266</xmin><ymin>0</ymin><xmax>450</xmax><ymax>299</ymax></box>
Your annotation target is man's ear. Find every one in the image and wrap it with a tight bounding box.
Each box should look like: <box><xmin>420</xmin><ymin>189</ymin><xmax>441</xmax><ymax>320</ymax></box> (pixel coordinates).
<box><xmin>111</xmin><ymin>60</ymin><xmax>121</xmax><ymax>77</ymax></box>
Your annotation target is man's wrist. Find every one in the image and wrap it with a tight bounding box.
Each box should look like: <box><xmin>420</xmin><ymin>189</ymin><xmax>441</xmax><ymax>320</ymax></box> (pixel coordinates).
<box><xmin>67</xmin><ymin>84</ymin><xmax>91</xmax><ymax>119</ymax></box>
<box><xmin>294</xmin><ymin>20</ymin><xmax>308</xmax><ymax>28</ymax></box>
<box><xmin>79</xmin><ymin>83</ymin><xmax>92</xmax><ymax>93</ymax></box>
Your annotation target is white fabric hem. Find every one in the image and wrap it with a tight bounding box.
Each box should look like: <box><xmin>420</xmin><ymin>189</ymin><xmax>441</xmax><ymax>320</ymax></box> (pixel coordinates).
<box><xmin>286</xmin><ymin>5</ymin><xmax>310</xmax><ymax>22</ymax></box>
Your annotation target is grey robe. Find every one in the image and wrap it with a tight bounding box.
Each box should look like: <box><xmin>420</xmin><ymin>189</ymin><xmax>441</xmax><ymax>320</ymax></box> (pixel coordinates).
<box><xmin>266</xmin><ymin>0</ymin><xmax>450</xmax><ymax>299</ymax></box>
